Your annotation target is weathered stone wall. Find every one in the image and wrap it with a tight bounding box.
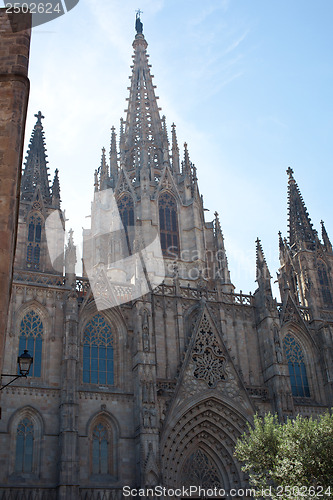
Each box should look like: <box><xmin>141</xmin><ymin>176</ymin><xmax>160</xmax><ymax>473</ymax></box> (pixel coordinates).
<box><xmin>0</xmin><ymin>9</ymin><xmax>31</xmax><ymax>376</ymax></box>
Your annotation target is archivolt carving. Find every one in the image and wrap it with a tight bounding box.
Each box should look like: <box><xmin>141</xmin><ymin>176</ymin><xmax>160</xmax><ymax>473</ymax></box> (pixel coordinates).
<box><xmin>161</xmin><ymin>399</ymin><xmax>248</xmax><ymax>489</ymax></box>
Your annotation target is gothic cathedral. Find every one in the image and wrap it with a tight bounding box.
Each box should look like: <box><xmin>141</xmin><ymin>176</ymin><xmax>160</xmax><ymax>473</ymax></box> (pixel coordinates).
<box><xmin>0</xmin><ymin>16</ymin><xmax>332</xmax><ymax>500</ymax></box>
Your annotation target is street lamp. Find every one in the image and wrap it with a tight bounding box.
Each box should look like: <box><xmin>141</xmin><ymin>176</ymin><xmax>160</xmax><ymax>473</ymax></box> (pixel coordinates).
<box><xmin>0</xmin><ymin>350</ymin><xmax>33</xmax><ymax>390</ymax></box>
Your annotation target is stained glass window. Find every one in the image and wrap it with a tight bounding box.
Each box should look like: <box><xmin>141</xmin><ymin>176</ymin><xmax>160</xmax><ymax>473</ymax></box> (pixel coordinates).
<box><xmin>318</xmin><ymin>261</ymin><xmax>332</xmax><ymax>307</ymax></box>
<box><xmin>26</xmin><ymin>214</ymin><xmax>42</xmax><ymax>269</ymax></box>
<box><xmin>283</xmin><ymin>333</ymin><xmax>310</xmax><ymax>397</ymax></box>
<box><xmin>15</xmin><ymin>418</ymin><xmax>34</xmax><ymax>473</ymax></box>
<box><xmin>159</xmin><ymin>192</ymin><xmax>179</xmax><ymax>257</ymax></box>
<box><xmin>83</xmin><ymin>314</ymin><xmax>114</xmax><ymax>385</ymax></box>
<box><xmin>181</xmin><ymin>449</ymin><xmax>221</xmax><ymax>488</ymax></box>
<box><xmin>92</xmin><ymin>423</ymin><xmax>110</xmax><ymax>475</ymax></box>
<box><xmin>118</xmin><ymin>194</ymin><xmax>134</xmax><ymax>254</ymax></box>
<box><xmin>19</xmin><ymin>310</ymin><xmax>43</xmax><ymax>377</ymax></box>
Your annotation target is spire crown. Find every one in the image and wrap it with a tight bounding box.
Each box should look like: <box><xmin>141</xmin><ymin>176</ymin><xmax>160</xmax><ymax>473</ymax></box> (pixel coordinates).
<box><xmin>123</xmin><ymin>21</ymin><xmax>165</xmax><ymax>176</ymax></box>
<box><xmin>287</xmin><ymin>169</ymin><xmax>316</xmax><ymax>249</ymax></box>
<box><xmin>256</xmin><ymin>237</ymin><xmax>271</xmax><ymax>283</ymax></box>
<box><xmin>321</xmin><ymin>220</ymin><xmax>332</xmax><ymax>253</ymax></box>
<box><xmin>51</xmin><ymin>168</ymin><xmax>61</xmax><ymax>207</ymax></box>
<box><xmin>99</xmin><ymin>147</ymin><xmax>109</xmax><ymax>190</ymax></box>
<box><xmin>135</xmin><ymin>9</ymin><xmax>143</xmax><ymax>34</ymax></box>
<box><xmin>21</xmin><ymin>111</ymin><xmax>51</xmax><ymax>203</ymax></box>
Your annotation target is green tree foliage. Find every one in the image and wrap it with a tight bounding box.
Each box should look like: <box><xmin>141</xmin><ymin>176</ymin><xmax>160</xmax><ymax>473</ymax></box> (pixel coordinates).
<box><xmin>234</xmin><ymin>412</ymin><xmax>333</xmax><ymax>499</ymax></box>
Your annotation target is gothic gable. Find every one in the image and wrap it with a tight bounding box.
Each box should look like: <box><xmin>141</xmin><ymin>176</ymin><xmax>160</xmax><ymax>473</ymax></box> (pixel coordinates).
<box><xmin>114</xmin><ymin>167</ymin><xmax>136</xmax><ymax>200</ymax></box>
<box><xmin>154</xmin><ymin>164</ymin><xmax>181</xmax><ymax>202</ymax></box>
<box><xmin>280</xmin><ymin>294</ymin><xmax>309</xmax><ymax>330</ymax></box>
<box><xmin>166</xmin><ymin>305</ymin><xmax>253</xmax><ymax>418</ymax></box>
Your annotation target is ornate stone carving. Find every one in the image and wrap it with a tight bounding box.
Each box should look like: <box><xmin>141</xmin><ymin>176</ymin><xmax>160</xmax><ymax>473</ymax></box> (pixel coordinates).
<box><xmin>273</xmin><ymin>326</ymin><xmax>283</xmax><ymax>363</ymax></box>
<box><xmin>143</xmin><ymin>407</ymin><xmax>156</xmax><ymax>428</ymax></box>
<box><xmin>162</xmin><ymin>399</ymin><xmax>247</xmax><ymax>488</ymax></box>
<box><xmin>191</xmin><ymin>314</ymin><xmax>227</xmax><ymax>388</ymax></box>
<box><xmin>192</xmin><ymin>347</ymin><xmax>226</xmax><ymax>388</ymax></box>
<box><xmin>181</xmin><ymin>449</ymin><xmax>222</xmax><ymax>488</ymax></box>
<box><xmin>142</xmin><ymin>309</ymin><xmax>150</xmax><ymax>351</ymax></box>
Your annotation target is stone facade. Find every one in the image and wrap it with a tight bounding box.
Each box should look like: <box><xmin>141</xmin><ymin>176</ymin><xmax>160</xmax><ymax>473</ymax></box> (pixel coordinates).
<box><xmin>0</xmin><ymin>16</ymin><xmax>332</xmax><ymax>500</ymax></box>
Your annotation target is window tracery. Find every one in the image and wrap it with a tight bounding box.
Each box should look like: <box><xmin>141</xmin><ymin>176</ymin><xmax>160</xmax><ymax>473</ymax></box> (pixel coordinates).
<box><xmin>181</xmin><ymin>449</ymin><xmax>222</xmax><ymax>489</ymax></box>
<box><xmin>83</xmin><ymin>314</ymin><xmax>114</xmax><ymax>385</ymax></box>
<box><xmin>26</xmin><ymin>213</ymin><xmax>42</xmax><ymax>269</ymax></box>
<box><xmin>15</xmin><ymin>417</ymin><xmax>34</xmax><ymax>473</ymax></box>
<box><xmin>158</xmin><ymin>191</ymin><xmax>179</xmax><ymax>257</ymax></box>
<box><xmin>283</xmin><ymin>333</ymin><xmax>310</xmax><ymax>397</ymax></box>
<box><xmin>92</xmin><ymin>422</ymin><xmax>110</xmax><ymax>475</ymax></box>
<box><xmin>19</xmin><ymin>310</ymin><xmax>43</xmax><ymax>377</ymax></box>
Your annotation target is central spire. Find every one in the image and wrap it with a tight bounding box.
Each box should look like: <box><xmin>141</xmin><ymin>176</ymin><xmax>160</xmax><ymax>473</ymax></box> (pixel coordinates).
<box><xmin>122</xmin><ymin>13</ymin><xmax>165</xmax><ymax>179</ymax></box>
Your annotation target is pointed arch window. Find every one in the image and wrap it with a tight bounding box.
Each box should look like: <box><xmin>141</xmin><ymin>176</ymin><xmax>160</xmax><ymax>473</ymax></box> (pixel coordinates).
<box><xmin>15</xmin><ymin>417</ymin><xmax>34</xmax><ymax>473</ymax></box>
<box><xmin>92</xmin><ymin>422</ymin><xmax>111</xmax><ymax>475</ymax></box>
<box><xmin>159</xmin><ymin>191</ymin><xmax>179</xmax><ymax>258</ymax></box>
<box><xmin>26</xmin><ymin>213</ymin><xmax>42</xmax><ymax>269</ymax></box>
<box><xmin>181</xmin><ymin>449</ymin><xmax>222</xmax><ymax>489</ymax></box>
<box><xmin>83</xmin><ymin>314</ymin><xmax>114</xmax><ymax>385</ymax></box>
<box><xmin>283</xmin><ymin>333</ymin><xmax>310</xmax><ymax>397</ymax></box>
<box><xmin>118</xmin><ymin>193</ymin><xmax>135</xmax><ymax>254</ymax></box>
<box><xmin>19</xmin><ymin>310</ymin><xmax>43</xmax><ymax>377</ymax></box>
<box><xmin>318</xmin><ymin>261</ymin><xmax>332</xmax><ymax>307</ymax></box>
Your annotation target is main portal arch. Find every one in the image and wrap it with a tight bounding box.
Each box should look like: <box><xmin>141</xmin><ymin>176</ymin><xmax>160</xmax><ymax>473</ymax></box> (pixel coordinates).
<box><xmin>161</xmin><ymin>397</ymin><xmax>250</xmax><ymax>491</ymax></box>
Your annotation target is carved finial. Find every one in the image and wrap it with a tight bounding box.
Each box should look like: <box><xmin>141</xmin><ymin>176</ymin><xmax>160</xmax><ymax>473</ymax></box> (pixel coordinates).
<box><xmin>65</xmin><ymin>228</ymin><xmax>77</xmax><ymax>281</ymax></box>
<box><xmin>51</xmin><ymin>168</ymin><xmax>61</xmax><ymax>206</ymax></box>
<box><xmin>119</xmin><ymin>117</ymin><xmax>125</xmax><ymax>156</ymax></box>
<box><xmin>183</xmin><ymin>142</ymin><xmax>191</xmax><ymax>175</ymax></box>
<box><xmin>192</xmin><ymin>164</ymin><xmax>197</xmax><ymax>183</ymax></box>
<box><xmin>99</xmin><ymin>147</ymin><xmax>109</xmax><ymax>190</ymax></box>
<box><xmin>256</xmin><ymin>237</ymin><xmax>272</xmax><ymax>284</ymax></box>
<box><xmin>214</xmin><ymin>211</ymin><xmax>223</xmax><ymax>240</ymax></box>
<box><xmin>110</xmin><ymin>126</ymin><xmax>118</xmax><ymax>178</ymax></box>
<box><xmin>171</xmin><ymin>123</ymin><xmax>180</xmax><ymax>174</ymax></box>
<box><xmin>94</xmin><ymin>169</ymin><xmax>99</xmax><ymax>192</ymax></box>
<box><xmin>68</xmin><ymin>228</ymin><xmax>74</xmax><ymax>246</ymax></box>
<box><xmin>321</xmin><ymin>220</ymin><xmax>332</xmax><ymax>253</ymax></box>
<box><xmin>135</xmin><ymin>9</ymin><xmax>143</xmax><ymax>34</ymax></box>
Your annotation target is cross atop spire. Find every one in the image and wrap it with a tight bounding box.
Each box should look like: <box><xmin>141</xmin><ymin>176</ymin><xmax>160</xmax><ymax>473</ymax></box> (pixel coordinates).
<box><xmin>286</xmin><ymin>166</ymin><xmax>294</xmax><ymax>180</ymax></box>
<box><xmin>135</xmin><ymin>9</ymin><xmax>143</xmax><ymax>34</ymax></box>
<box><xmin>21</xmin><ymin>111</ymin><xmax>51</xmax><ymax>203</ymax></box>
<box><xmin>35</xmin><ymin>110</ymin><xmax>44</xmax><ymax>123</ymax></box>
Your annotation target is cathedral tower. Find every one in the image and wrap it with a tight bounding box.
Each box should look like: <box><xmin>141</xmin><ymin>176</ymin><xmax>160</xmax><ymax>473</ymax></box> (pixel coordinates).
<box><xmin>278</xmin><ymin>168</ymin><xmax>333</xmax><ymax>405</ymax></box>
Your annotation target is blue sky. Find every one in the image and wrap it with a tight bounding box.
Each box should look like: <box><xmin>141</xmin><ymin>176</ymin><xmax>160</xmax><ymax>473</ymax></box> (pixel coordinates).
<box><xmin>22</xmin><ymin>0</ymin><xmax>333</xmax><ymax>296</ymax></box>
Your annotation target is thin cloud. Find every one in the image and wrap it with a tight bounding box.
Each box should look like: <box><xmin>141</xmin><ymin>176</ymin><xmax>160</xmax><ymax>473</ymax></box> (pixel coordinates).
<box><xmin>224</xmin><ymin>30</ymin><xmax>249</xmax><ymax>55</ymax></box>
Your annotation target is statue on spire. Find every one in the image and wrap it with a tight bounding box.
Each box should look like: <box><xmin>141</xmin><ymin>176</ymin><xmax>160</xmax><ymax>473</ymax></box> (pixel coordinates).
<box><xmin>135</xmin><ymin>9</ymin><xmax>143</xmax><ymax>34</ymax></box>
